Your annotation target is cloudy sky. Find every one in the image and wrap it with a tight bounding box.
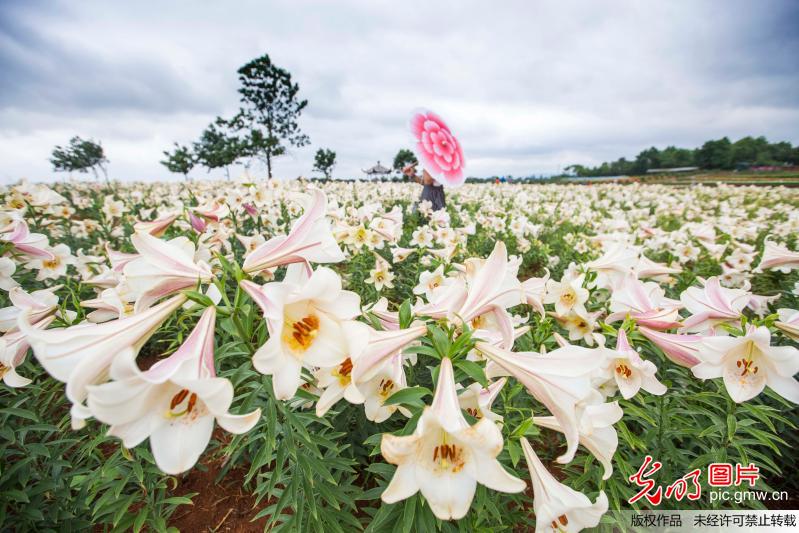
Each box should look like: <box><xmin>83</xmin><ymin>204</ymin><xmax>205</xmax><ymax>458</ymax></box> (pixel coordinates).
<box><xmin>1</xmin><ymin>0</ymin><xmax>798</xmax><ymax>183</ymax></box>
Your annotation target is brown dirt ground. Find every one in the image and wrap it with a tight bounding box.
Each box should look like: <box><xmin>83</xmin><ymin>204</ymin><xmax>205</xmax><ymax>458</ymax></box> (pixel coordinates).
<box><xmin>169</xmin><ymin>456</ymin><xmax>269</xmax><ymax>533</ymax></box>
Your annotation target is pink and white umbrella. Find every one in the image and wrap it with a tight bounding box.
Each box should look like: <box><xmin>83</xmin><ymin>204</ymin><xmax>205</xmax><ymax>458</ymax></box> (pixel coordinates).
<box><xmin>409</xmin><ymin>109</ymin><xmax>466</xmax><ymax>187</ymax></box>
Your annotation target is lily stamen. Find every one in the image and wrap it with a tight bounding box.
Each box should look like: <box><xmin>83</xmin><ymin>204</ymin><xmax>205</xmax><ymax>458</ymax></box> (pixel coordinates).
<box><xmin>736</xmin><ymin>358</ymin><xmax>759</xmax><ymax>376</ymax></box>
<box><xmin>378</xmin><ymin>378</ymin><xmax>395</xmax><ymax>399</ymax></box>
<box><xmin>333</xmin><ymin>357</ymin><xmax>353</xmax><ymax>386</ymax></box>
<box><xmin>615</xmin><ymin>362</ymin><xmax>632</xmax><ymax>378</ymax></box>
<box><xmin>167</xmin><ymin>388</ymin><xmax>198</xmax><ymax>418</ymax></box>
<box><xmin>286</xmin><ymin>314</ymin><xmax>320</xmax><ymax>351</ymax></box>
<box><xmin>549</xmin><ymin>514</ymin><xmax>569</xmax><ymax>532</ymax></box>
<box><xmin>736</xmin><ymin>341</ymin><xmax>760</xmax><ymax>376</ymax></box>
<box><xmin>432</xmin><ymin>440</ymin><xmax>465</xmax><ymax>472</ymax></box>
<box><xmin>560</xmin><ymin>291</ymin><xmax>576</xmax><ymax>306</ymax></box>
<box><xmin>466</xmin><ymin>407</ymin><xmax>481</xmax><ymax>418</ymax></box>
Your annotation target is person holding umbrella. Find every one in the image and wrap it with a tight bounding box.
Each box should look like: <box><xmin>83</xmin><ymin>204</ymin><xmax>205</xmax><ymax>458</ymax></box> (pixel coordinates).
<box><xmin>402</xmin><ymin>162</ymin><xmax>446</xmax><ymax>211</ymax></box>
<box><xmin>404</xmin><ymin>109</ymin><xmax>466</xmax><ymax>211</ymax></box>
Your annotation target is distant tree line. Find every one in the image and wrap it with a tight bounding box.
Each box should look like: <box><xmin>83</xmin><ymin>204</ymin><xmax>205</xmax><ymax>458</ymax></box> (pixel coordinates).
<box><xmin>566</xmin><ymin>136</ymin><xmax>799</xmax><ymax>177</ymax></box>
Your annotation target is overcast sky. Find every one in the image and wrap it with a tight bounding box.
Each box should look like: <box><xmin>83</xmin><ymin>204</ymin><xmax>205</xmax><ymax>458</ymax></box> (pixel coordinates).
<box><xmin>1</xmin><ymin>0</ymin><xmax>798</xmax><ymax>183</ymax></box>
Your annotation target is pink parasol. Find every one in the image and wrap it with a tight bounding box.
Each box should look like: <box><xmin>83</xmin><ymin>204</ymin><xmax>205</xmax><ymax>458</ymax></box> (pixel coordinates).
<box><xmin>408</xmin><ymin>109</ymin><xmax>466</xmax><ymax>187</ymax></box>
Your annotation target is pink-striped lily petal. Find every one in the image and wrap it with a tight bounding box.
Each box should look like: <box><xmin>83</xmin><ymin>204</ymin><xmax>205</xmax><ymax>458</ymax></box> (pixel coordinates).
<box><xmin>351</xmin><ymin>325</ymin><xmax>427</xmax><ymax>383</ymax></box>
<box><xmin>638</xmin><ymin>326</ymin><xmax>702</xmax><ymax>367</ymax></box>
<box><xmin>242</xmin><ymin>189</ymin><xmax>344</xmax><ymax>274</ymax></box>
<box><xmin>141</xmin><ymin>306</ymin><xmax>217</xmax><ymax>383</ymax></box>
<box><xmin>134</xmin><ymin>214</ymin><xmax>178</xmax><ymax>237</ymax></box>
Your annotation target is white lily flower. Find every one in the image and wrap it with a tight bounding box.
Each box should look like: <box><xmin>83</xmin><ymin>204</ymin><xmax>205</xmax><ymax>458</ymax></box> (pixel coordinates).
<box><xmin>124</xmin><ymin>232</ymin><xmax>213</xmax><ymax>311</ymax></box>
<box><xmin>241</xmin><ymin>266</ymin><xmax>362</xmax><ymax>400</ymax></box>
<box><xmin>390</xmin><ymin>246</ymin><xmax>415</xmax><ymax>263</ymax></box>
<box><xmin>679</xmin><ymin>276</ymin><xmax>748</xmax><ymax>333</ymax></box>
<box><xmin>102</xmin><ymin>197</ymin><xmax>127</xmax><ymax>220</ymax></box>
<box><xmin>81</xmin><ymin>285</ymin><xmax>136</xmax><ymax>323</ymax></box>
<box><xmin>458</xmin><ymin>377</ymin><xmax>506</xmax><ymax>423</ymax></box>
<box><xmin>416</xmin><ymin>241</ymin><xmax>522</xmax><ymax>350</ymax></box>
<box><xmin>0</xmin><ymin>316</ymin><xmax>54</xmax><ymax>387</ymax></box>
<box><xmin>242</xmin><ymin>189</ymin><xmax>344</xmax><ymax>275</ymax></box>
<box><xmin>775</xmin><ymin>308</ymin><xmax>799</xmax><ymax>341</ymax></box>
<box><xmin>634</xmin><ymin>254</ymin><xmax>681</xmax><ymax>283</ymax></box>
<box><xmin>549</xmin><ymin>310</ymin><xmax>601</xmax><ymax>346</ymax></box>
<box><xmin>693</xmin><ymin>326</ymin><xmax>799</xmax><ymax>403</ymax></box>
<box><xmin>380</xmin><ymin>358</ymin><xmax>525</xmax><ymax>520</ymax></box>
<box><xmin>0</xmin><ymin>257</ymin><xmax>19</xmax><ymax>290</ymax></box>
<box><xmin>600</xmin><ymin>329</ymin><xmax>667</xmax><ymax>400</ymax></box>
<box><xmin>533</xmin><ymin>391</ymin><xmax>622</xmax><ymax>480</ymax></box>
<box><xmin>359</xmin><ymin>353</ymin><xmax>413</xmax><ymax>422</ymax></box>
<box><xmin>366</xmin><ymin>254</ymin><xmax>395</xmax><ymax>291</ymax></box>
<box><xmin>315</xmin><ymin>323</ymin><xmax>425</xmax><ymax>421</ymax></box>
<box><xmin>86</xmin><ymin>307</ymin><xmax>260</xmax><ymax>474</ymax></box>
<box><xmin>457</xmin><ymin>243</ymin><xmax>523</xmax><ymax>321</ymax></box>
<box><xmin>413</xmin><ymin>264</ymin><xmax>449</xmax><ymax>299</ymax></box>
<box><xmin>313</xmin><ymin>321</ymin><xmax>371</xmax><ymax>417</ymax></box>
<box><xmin>19</xmin><ymin>294</ymin><xmax>186</xmax><ymax>428</ymax></box>
<box><xmin>606</xmin><ymin>273</ymin><xmax>683</xmax><ymax>330</ymax></box>
<box><xmin>366</xmin><ymin>297</ymin><xmax>400</xmax><ymax>330</ymax></box>
<box><xmin>544</xmin><ymin>274</ymin><xmax>589</xmax><ymax>318</ymax></box>
<box><xmin>105</xmin><ymin>243</ymin><xmax>139</xmax><ymax>273</ymax></box>
<box><xmin>0</xmin><ymin>220</ymin><xmax>53</xmax><ymax>260</ymax></box>
<box><xmin>521</xmin><ymin>438</ymin><xmax>608</xmax><ymax>533</ymax></box>
<box><xmin>0</xmin><ymin>286</ymin><xmax>60</xmax><ymax>332</ymax></box>
<box><xmin>521</xmin><ymin>270</ymin><xmax>549</xmax><ymax>317</ymax></box>
<box><xmin>755</xmin><ymin>238</ymin><xmax>799</xmax><ymax>273</ymax></box>
<box><xmin>638</xmin><ymin>326</ymin><xmax>702</xmax><ymax>368</ymax></box>
<box><xmin>584</xmin><ymin>242</ymin><xmax>638</xmax><ymax>290</ymax></box>
<box><xmin>477</xmin><ymin>341</ymin><xmax>601</xmax><ymax>464</ymax></box>
<box><xmin>26</xmin><ymin>243</ymin><xmax>75</xmax><ymax>281</ymax></box>
<box><xmin>370</xmin><ymin>210</ymin><xmax>403</xmax><ymax>242</ymax></box>
<box><xmin>133</xmin><ymin>213</ymin><xmax>178</xmax><ymax>237</ymax></box>
<box><xmin>350</xmin><ymin>324</ymin><xmax>427</xmax><ymax>384</ymax></box>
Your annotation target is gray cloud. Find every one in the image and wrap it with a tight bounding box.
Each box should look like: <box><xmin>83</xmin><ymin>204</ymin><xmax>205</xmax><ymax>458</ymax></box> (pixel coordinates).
<box><xmin>0</xmin><ymin>0</ymin><xmax>797</xmax><ymax>183</ymax></box>
<box><xmin>0</xmin><ymin>8</ymin><xmax>213</xmax><ymax>115</ymax></box>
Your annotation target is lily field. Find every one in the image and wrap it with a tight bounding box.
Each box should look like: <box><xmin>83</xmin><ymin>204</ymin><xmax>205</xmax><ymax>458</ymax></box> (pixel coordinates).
<box><xmin>1</xmin><ymin>178</ymin><xmax>798</xmax><ymax>532</ymax></box>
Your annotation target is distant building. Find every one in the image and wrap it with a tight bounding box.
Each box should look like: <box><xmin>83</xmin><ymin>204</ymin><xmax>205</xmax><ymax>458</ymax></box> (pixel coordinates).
<box><xmin>750</xmin><ymin>165</ymin><xmax>797</xmax><ymax>172</ymax></box>
<box><xmin>563</xmin><ymin>175</ymin><xmax>630</xmax><ymax>183</ymax></box>
<box><xmin>362</xmin><ymin>161</ymin><xmax>391</xmax><ymax>178</ymax></box>
<box><xmin>646</xmin><ymin>167</ymin><xmax>699</xmax><ymax>173</ymax></box>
